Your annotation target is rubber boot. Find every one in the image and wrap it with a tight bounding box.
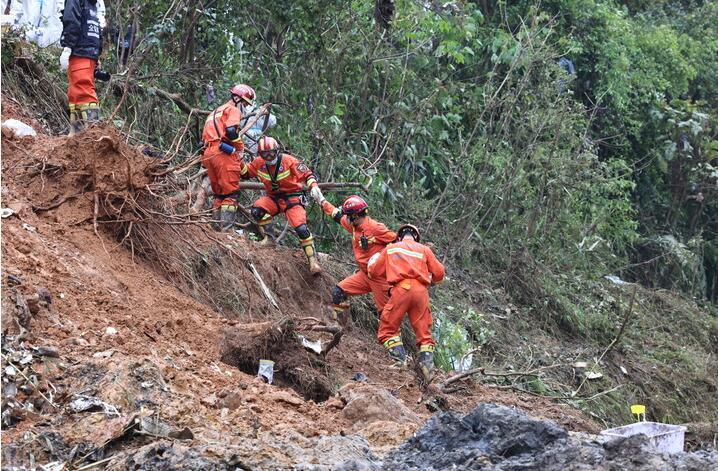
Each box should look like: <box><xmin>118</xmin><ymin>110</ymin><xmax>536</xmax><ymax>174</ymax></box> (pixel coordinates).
<box><xmin>255</xmin><ymin>224</ymin><xmax>271</xmax><ymax>245</ymax></box>
<box><xmin>388</xmin><ymin>345</ymin><xmax>407</xmax><ymax>365</ymax></box>
<box><xmin>302</xmin><ymin>241</ymin><xmax>321</xmax><ymax>275</ymax></box>
<box><xmin>418</xmin><ymin>350</ymin><xmax>435</xmax><ymax>382</ymax></box>
<box><xmin>211</xmin><ymin>208</ymin><xmax>222</xmax><ymax>231</ymax></box>
<box><xmin>85</xmin><ymin>104</ymin><xmax>101</xmax><ymax>124</ymax></box>
<box><xmin>68</xmin><ymin>107</ymin><xmax>82</xmax><ymax>136</ymax></box>
<box><xmin>219</xmin><ymin>205</ymin><xmax>237</xmax><ymax>231</ymax></box>
<box><xmin>331</xmin><ymin>303</ymin><xmax>350</xmax><ymax>326</ymax></box>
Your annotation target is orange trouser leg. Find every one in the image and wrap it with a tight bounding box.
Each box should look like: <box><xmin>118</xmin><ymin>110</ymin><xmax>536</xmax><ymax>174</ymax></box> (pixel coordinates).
<box><xmin>284</xmin><ymin>202</ymin><xmax>307</xmax><ymax>228</ymax></box>
<box><xmin>67</xmin><ymin>56</ymin><xmax>98</xmax><ymax>106</ymax></box>
<box><xmin>339</xmin><ymin>270</ymin><xmax>391</xmax><ymax>312</ymax></box>
<box><xmin>252</xmin><ymin>195</ymin><xmax>280</xmax><ymax>224</ymax></box>
<box><xmin>202</xmin><ymin>147</ymin><xmax>244</xmax><ymax>206</ymax></box>
<box><xmin>369</xmin><ymin>278</ymin><xmax>391</xmax><ymax>312</ymax></box>
<box><xmin>339</xmin><ymin>271</ymin><xmax>372</xmax><ymax>296</ymax></box>
<box><xmin>377</xmin><ymin>285</ymin><xmax>413</xmax><ymax>345</ymax></box>
<box><xmin>406</xmin><ymin>286</ymin><xmax>435</xmax><ymax>347</ymax></box>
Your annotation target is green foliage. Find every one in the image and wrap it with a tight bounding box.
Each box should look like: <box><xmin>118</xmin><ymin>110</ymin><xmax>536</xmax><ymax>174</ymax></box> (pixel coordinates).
<box><xmin>6</xmin><ymin>0</ymin><xmax>710</xmax><ymax>306</ymax></box>
<box><xmin>433</xmin><ymin>306</ymin><xmax>494</xmax><ymax>372</ymax></box>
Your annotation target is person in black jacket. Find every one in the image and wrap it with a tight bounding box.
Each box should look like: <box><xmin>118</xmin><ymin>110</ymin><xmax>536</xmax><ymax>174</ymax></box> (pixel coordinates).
<box><xmin>60</xmin><ymin>0</ymin><xmax>103</xmax><ymax>135</ymax></box>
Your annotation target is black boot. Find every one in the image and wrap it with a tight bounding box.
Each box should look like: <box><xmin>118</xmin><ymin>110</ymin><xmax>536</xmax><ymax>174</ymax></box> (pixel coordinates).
<box><xmin>418</xmin><ymin>350</ymin><xmax>434</xmax><ymax>382</ymax></box>
<box><xmin>388</xmin><ymin>344</ymin><xmax>407</xmax><ymax>364</ymax></box>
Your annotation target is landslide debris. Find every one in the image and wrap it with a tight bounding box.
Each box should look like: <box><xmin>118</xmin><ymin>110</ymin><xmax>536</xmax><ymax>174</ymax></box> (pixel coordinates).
<box><xmin>378</xmin><ymin>403</ymin><xmax>718</xmax><ymax>470</ymax></box>
<box><xmin>1</xmin><ymin>99</ymin><xmax>607</xmax><ymax>469</ymax></box>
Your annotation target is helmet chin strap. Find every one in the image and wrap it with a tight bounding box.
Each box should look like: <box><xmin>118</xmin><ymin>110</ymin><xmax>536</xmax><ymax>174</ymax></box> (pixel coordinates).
<box><xmin>265</xmin><ymin>151</ymin><xmax>279</xmax><ymax>166</ymax></box>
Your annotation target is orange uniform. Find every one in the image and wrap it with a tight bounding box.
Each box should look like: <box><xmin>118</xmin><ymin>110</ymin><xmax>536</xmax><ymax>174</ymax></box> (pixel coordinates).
<box><xmin>368</xmin><ymin>239</ymin><xmax>445</xmax><ymax>350</ymax></box>
<box><xmin>321</xmin><ymin>200</ymin><xmax>396</xmax><ymax>311</ymax></box>
<box><xmin>201</xmin><ymin>100</ymin><xmax>245</xmax><ymax>209</ymax></box>
<box><xmin>243</xmin><ymin>153</ymin><xmax>318</xmax><ymax>229</ymax></box>
<box><xmin>68</xmin><ymin>56</ymin><xmax>99</xmax><ymax>114</ymax></box>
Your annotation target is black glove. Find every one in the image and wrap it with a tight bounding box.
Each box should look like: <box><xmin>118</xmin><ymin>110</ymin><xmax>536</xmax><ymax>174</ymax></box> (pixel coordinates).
<box><xmin>94</xmin><ymin>69</ymin><xmax>111</xmax><ymax>81</ymax></box>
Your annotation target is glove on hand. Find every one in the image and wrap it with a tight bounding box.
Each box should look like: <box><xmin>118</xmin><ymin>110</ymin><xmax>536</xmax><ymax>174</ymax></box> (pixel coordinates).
<box><xmin>310</xmin><ymin>186</ymin><xmax>325</xmax><ymax>204</ymax></box>
<box><xmin>60</xmin><ymin>48</ymin><xmax>71</xmax><ymax>71</ymax></box>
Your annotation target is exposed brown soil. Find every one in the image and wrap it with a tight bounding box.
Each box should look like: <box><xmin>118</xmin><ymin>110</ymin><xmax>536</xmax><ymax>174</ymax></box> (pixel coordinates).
<box><xmin>1</xmin><ymin>96</ymin><xmax>599</xmax><ymax>468</ymax></box>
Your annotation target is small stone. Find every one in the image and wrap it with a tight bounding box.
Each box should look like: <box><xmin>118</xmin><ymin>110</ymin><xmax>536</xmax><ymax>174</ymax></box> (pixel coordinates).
<box><xmin>37</xmin><ymin>288</ymin><xmax>52</xmax><ymax>304</ymax></box>
<box><xmin>105</xmin><ymin>327</ymin><xmax>118</xmax><ymax>335</ymax></box>
<box><xmin>92</xmin><ymin>349</ymin><xmax>114</xmax><ymax>359</ymax></box>
<box><xmin>201</xmin><ymin>393</ymin><xmax>218</xmax><ymax>407</ymax></box>
<box><xmin>271</xmin><ymin>391</ymin><xmax>304</xmax><ymax>407</ymax></box>
<box><xmin>325</xmin><ymin>396</ymin><xmax>345</xmax><ymax>410</ymax></box>
<box><xmin>72</xmin><ymin>337</ymin><xmax>90</xmax><ymax>347</ymax></box>
<box><xmin>25</xmin><ymin>294</ymin><xmax>41</xmax><ymax>315</ymax></box>
<box><xmin>218</xmin><ymin>392</ymin><xmax>243</xmax><ymax>410</ymax></box>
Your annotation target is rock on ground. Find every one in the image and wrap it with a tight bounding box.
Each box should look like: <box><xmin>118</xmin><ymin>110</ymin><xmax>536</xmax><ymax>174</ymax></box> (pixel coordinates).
<box><xmin>376</xmin><ymin>403</ymin><xmax>718</xmax><ymax>471</ymax></box>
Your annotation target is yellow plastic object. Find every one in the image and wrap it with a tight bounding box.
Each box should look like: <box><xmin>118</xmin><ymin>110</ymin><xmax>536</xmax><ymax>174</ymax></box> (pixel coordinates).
<box><xmin>631</xmin><ymin>404</ymin><xmax>646</xmax><ymax>421</ymax></box>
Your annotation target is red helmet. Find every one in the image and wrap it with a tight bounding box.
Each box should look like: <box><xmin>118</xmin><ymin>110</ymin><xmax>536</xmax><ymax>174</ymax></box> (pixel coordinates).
<box><xmin>229</xmin><ymin>84</ymin><xmax>255</xmax><ymax>105</ymax></box>
<box><xmin>258</xmin><ymin>136</ymin><xmax>279</xmax><ymax>153</ymax></box>
<box><xmin>342</xmin><ymin>195</ymin><xmax>368</xmax><ymax>215</ymax></box>
<box><xmin>397</xmin><ymin>224</ymin><xmax>420</xmax><ymax>242</ymax></box>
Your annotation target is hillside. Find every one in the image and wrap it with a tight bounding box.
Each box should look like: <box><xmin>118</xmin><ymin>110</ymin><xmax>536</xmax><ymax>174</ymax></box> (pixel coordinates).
<box><xmin>0</xmin><ymin>98</ymin><xmax>602</xmax><ymax>468</ymax></box>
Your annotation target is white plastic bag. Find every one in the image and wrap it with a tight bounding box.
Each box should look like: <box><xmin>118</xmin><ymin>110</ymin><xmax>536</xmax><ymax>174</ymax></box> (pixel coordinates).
<box><xmin>2</xmin><ymin>119</ymin><xmax>37</xmax><ymax>138</ymax></box>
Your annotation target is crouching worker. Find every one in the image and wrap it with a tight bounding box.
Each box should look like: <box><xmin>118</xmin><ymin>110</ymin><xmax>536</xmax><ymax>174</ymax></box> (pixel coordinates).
<box><xmin>242</xmin><ymin>136</ymin><xmax>324</xmax><ymax>275</ymax></box>
<box><xmin>201</xmin><ymin>84</ymin><xmax>254</xmax><ymax>230</ymax></box>
<box><xmin>318</xmin><ymin>195</ymin><xmax>396</xmax><ymax>325</ymax></box>
<box><xmin>368</xmin><ymin>224</ymin><xmax>445</xmax><ymax>381</ymax></box>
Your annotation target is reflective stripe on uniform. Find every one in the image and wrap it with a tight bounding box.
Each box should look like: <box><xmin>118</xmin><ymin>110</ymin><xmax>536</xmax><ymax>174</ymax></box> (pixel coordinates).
<box><xmin>383</xmin><ymin>336</ymin><xmax>403</xmax><ymax>349</ymax></box>
<box><xmin>257</xmin><ymin>169</ymin><xmax>291</xmax><ymax>181</ymax></box>
<box><xmin>387</xmin><ymin>247</ymin><xmax>424</xmax><ymax>259</ymax></box>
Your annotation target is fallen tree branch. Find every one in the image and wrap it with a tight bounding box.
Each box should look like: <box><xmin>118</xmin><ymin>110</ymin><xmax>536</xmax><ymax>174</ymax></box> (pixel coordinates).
<box><xmin>248</xmin><ymin>262</ymin><xmax>280</xmax><ymax>310</ymax></box>
<box><xmin>151</xmin><ymin>87</ymin><xmax>211</xmax><ymax>115</ymax></box>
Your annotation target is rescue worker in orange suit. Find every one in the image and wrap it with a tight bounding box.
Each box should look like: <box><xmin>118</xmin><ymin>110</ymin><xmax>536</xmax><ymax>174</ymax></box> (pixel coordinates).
<box><xmin>240</xmin><ymin>136</ymin><xmax>324</xmax><ymax>275</ymax></box>
<box><xmin>60</xmin><ymin>0</ymin><xmax>103</xmax><ymax>135</ymax></box>
<box><xmin>317</xmin><ymin>195</ymin><xmax>396</xmax><ymax>325</ymax></box>
<box><xmin>201</xmin><ymin>84</ymin><xmax>255</xmax><ymax>230</ymax></box>
<box><xmin>368</xmin><ymin>224</ymin><xmax>445</xmax><ymax>381</ymax></box>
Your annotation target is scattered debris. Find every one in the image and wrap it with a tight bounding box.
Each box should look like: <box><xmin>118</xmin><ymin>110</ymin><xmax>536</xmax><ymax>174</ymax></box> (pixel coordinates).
<box><xmin>299</xmin><ymin>335</ymin><xmax>323</xmax><ymax>355</ymax></box>
<box><xmin>378</xmin><ymin>403</ymin><xmax>718</xmax><ymax>470</ymax></box>
<box><xmin>604</xmin><ymin>274</ymin><xmax>629</xmax><ymax>285</ymax></box>
<box><xmin>352</xmin><ymin>372</ymin><xmax>368</xmax><ymax>382</ymax></box>
<box><xmin>585</xmin><ymin>371</ymin><xmax>603</xmax><ymax>380</ymax></box>
<box><xmin>105</xmin><ymin>327</ymin><xmax>118</xmax><ymax>336</ymax></box>
<box><xmin>92</xmin><ymin>350</ymin><xmax>115</xmax><ymax>359</ymax></box>
<box><xmin>69</xmin><ymin>395</ymin><xmax>120</xmax><ymax>416</ymax></box>
<box><xmin>257</xmin><ymin>359</ymin><xmax>274</xmax><ymax>384</ymax></box>
<box><xmin>1</xmin><ymin>118</ymin><xmax>37</xmax><ymax>138</ymax></box>
<box><xmin>1</xmin><ymin>207</ymin><xmax>15</xmax><ymax>218</ymax></box>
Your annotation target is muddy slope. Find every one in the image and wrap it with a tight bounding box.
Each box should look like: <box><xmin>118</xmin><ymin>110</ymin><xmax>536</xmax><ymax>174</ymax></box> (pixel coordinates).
<box><xmin>2</xmin><ymin>98</ymin><xmax>599</xmax><ymax>469</ymax></box>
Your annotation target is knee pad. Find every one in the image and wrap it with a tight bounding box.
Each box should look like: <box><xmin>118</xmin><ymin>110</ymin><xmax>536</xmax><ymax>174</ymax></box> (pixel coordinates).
<box><xmin>250</xmin><ymin>206</ymin><xmax>266</xmax><ymax>221</ymax></box>
<box><xmin>331</xmin><ymin>286</ymin><xmax>348</xmax><ymax>305</ymax></box>
<box><xmin>294</xmin><ymin>224</ymin><xmax>312</xmax><ymax>240</ymax></box>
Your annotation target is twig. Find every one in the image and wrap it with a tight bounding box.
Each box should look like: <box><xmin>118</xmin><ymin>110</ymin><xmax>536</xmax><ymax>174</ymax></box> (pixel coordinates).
<box><xmin>74</xmin><ymin>457</ymin><xmax>114</xmax><ymax>470</ymax></box>
<box><xmin>1</xmin><ymin>353</ymin><xmax>59</xmax><ymax>408</ymax></box>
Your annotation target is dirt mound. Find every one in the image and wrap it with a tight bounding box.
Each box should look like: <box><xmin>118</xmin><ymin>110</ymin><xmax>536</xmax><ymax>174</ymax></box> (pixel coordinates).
<box><xmin>378</xmin><ymin>403</ymin><xmax>718</xmax><ymax>470</ymax></box>
<box><xmin>3</xmin><ymin>125</ymin><xmax>155</xmax><ymax>226</ymax></box>
<box><xmin>220</xmin><ymin>319</ymin><xmax>336</xmax><ymax>401</ymax></box>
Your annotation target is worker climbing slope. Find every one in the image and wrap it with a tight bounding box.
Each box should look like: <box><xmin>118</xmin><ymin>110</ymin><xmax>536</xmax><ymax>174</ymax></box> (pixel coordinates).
<box><xmin>201</xmin><ymin>84</ymin><xmax>255</xmax><ymax>230</ymax></box>
<box><xmin>242</xmin><ymin>136</ymin><xmax>325</xmax><ymax>275</ymax></box>
<box><xmin>60</xmin><ymin>0</ymin><xmax>104</xmax><ymax>135</ymax></box>
<box><xmin>368</xmin><ymin>224</ymin><xmax>445</xmax><ymax>381</ymax></box>
<box><xmin>318</xmin><ymin>195</ymin><xmax>396</xmax><ymax>324</ymax></box>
